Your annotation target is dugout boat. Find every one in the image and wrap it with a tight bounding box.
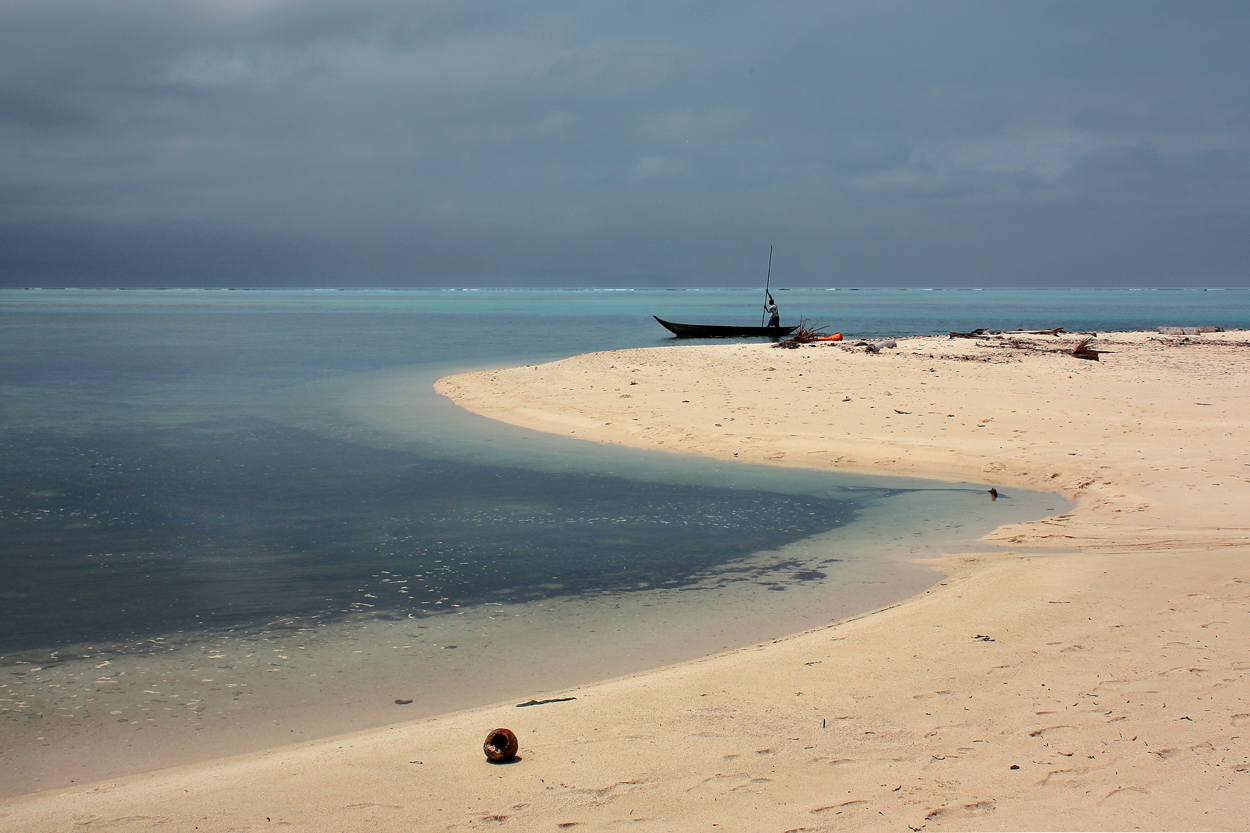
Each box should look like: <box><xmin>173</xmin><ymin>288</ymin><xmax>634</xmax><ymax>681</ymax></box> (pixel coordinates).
<box><xmin>653</xmin><ymin>317</ymin><xmax>798</xmax><ymax>338</ymax></box>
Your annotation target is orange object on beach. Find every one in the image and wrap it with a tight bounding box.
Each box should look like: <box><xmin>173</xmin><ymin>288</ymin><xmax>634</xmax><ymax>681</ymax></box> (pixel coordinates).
<box><xmin>814</xmin><ymin>332</ymin><xmax>843</xmax><ymax>341</ymax></box>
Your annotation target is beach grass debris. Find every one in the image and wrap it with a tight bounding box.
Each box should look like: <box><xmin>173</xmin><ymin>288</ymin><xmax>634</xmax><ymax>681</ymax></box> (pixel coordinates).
<box><xmin>773</xmin><ymin>320</ymin><xmax>828</xmax><ymax>349</ymax></box>
<box><xmin>1072</xmin><ymin>337</ymin><xmax>1101</xmax><ymax>361</ymax></box>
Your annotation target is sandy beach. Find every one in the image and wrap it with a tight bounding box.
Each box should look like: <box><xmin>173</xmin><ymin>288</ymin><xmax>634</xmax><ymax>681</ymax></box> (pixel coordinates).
<box><xmin>4</xmin><ymin>329</ymin><xmax>1249</xmax><ymax>831</ymax></box>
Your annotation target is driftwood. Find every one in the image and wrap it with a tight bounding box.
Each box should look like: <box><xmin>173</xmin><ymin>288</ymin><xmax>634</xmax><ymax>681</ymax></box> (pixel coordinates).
<box><xmin>1158</xmin><ymin>326</ymin><xmax>1224</xmax><ymax>335</ymax></box>
<box><xmin>516</xmin><ymin>696</ymin><xmax>576</xmax><ymax>708</ymax></box>
<box><xmin>1151</xmin><ymin>336</ymin><xmax>1250</xmax><ymax>348</ymax></box>
<box><xmin>972</xmin><ymin>334</ymin><xmax>1109</xmax><ymax>360</ymax></box>
<box><xmin>847</xmin><ymin>339</ymin><xmax>897</xmax><ymax>353</ymax></box>
<box><xmin>950</xmin><ymin>327</ymin><xmax>1065</xmax><ymax>339</ymax></box>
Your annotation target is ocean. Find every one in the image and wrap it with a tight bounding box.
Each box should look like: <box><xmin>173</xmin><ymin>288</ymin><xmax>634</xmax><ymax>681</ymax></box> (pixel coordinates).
<box><xmin>1</xmin><ymin>287</ymin><xmax>1246</xmax><ymax>793</ymax></box>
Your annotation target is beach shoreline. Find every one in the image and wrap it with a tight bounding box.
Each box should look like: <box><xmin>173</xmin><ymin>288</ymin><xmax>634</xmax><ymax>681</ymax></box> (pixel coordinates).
<box><xmin>4</xmin><ymin>330</ymin><xmax>1249</xmax><ymax>831</ymax></box>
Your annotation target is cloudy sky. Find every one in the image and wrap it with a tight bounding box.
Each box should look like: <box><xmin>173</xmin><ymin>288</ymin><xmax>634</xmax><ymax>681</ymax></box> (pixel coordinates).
<box><xmin>2</xmin><ymin>1</ymin><xmax>1248</xmax><ymax>288</ymax></box>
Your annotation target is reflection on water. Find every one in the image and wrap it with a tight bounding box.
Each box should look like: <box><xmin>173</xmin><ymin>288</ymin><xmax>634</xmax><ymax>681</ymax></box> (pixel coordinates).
<box><xmin>0</xmin><ymin>290</ymin><xmax>957</xmax><ymax>658</ymax></box>
<box><xmin>1</xmin><ymin>422</ymin><xmax>862</xmax><ymax>653</ymax></box>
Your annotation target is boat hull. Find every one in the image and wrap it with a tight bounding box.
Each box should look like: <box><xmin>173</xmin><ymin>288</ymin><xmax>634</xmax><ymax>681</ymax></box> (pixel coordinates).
<box><xmin>654</xmin><ymin>317</ymin><xmax>798</xmax><ymax>338</ymax></box>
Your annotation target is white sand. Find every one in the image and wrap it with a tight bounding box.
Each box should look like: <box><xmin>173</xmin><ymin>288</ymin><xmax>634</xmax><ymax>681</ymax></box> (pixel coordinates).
<box><xmin>4</xmin><ymin>330</ymin><xmax>1249</xmax><ymax>831</ymax></box>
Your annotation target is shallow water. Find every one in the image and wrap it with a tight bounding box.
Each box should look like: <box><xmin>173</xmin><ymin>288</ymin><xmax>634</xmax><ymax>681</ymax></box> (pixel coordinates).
<box><xmin>3</xmin><ymin>421</ymin><xmax>872</xmax><ymax>651</ymax></box>
<box><xmin>5</xmin><ymin>286</ymin><xmax>1242</xmax><ymax>795</ymax></box>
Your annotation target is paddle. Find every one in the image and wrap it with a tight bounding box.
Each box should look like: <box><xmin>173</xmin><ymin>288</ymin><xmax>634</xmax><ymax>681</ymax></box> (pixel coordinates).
<box><xmin>760</xmin><ymin>246</ymin><xmax>773</xmax><ymax>327</ymax></box>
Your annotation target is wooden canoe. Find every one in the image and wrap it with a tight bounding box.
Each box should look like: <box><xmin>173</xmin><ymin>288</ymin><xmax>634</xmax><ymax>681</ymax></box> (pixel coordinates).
<box><xmin>654</xmin><ymin>317</ymin><xmax>798</xmax><ymax>338</ymax></box>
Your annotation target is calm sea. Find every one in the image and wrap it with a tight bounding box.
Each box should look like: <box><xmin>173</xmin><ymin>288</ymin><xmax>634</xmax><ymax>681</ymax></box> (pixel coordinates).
<box><xmin>0</xmin><ymin>287</ymin><xmax>1245</xmax><ymax>792</ymax></box>
<box><xmin>2</xmin><ymin>287</ymin><xmax>1247</xmax><ymax>651</ymax></box>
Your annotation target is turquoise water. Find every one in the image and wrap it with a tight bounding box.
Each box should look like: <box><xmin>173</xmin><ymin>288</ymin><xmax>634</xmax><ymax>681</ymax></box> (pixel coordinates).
<box><xmin>1</xmin><ymin>287</ymin><xmax>1245</xmax><ymax>654</ymax></box>
<box><xmin>5</xmin><ymin>286</ymin><xmax>1244</xmax><ymax>794</ymax></box>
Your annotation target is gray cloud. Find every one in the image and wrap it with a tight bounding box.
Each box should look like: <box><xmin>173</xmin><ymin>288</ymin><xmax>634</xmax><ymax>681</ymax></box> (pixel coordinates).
<box><xmin>1</xmin><ymin>0</ymin><xmax>1248</xmax><ymax>287</ymax></box>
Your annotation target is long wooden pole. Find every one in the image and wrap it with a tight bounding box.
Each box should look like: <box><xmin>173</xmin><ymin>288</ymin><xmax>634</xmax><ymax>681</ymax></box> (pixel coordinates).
<box><xmin>760</xmin><ymin>245</ymin><xmax>773</xmax><ymax>327</ymax></box>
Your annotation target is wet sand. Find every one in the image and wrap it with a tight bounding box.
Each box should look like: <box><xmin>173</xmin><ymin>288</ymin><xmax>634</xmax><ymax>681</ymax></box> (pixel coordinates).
<box><xmin>0</xmin><ymin>512</ymin><xmax>946</xmax><ymax>799</ymax></box>
<box><xmin>3</xmin><ymin>330</ymin><xmax>1249</xmax><ymax>831</ymax></box>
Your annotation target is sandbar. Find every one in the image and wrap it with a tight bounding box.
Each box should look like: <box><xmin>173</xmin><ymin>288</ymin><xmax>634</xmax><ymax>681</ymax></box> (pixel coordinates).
<box><xmin>3</xmin><ymin>330</ymin><xmax>1248</xmax><ymax>831</ymax></box>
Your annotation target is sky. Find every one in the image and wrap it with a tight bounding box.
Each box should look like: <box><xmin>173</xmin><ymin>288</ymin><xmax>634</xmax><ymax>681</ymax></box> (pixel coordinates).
<box><xmin>1</xmin><ymin>0</ymin><xmax>1248</xmax><ymax>288</ymax></box>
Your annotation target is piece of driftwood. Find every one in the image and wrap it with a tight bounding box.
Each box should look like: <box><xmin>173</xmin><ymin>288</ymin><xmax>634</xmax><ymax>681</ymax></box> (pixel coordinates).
<box><xmin>516</xmin><ymin>696</ymin><xmax>577</xmax><ymax>707</ymax></box>
<box><xmin>995</xmin><ymin>328</ymin><xmax>1067</xmax><ymax>337</ymax></box>
<box><xmin>864</xmin><ymin>339</ymin><xmax>897</xmax><ymax>353</ymax></box>
<box><xmin>950</xmin><ymin>325</ymin><xmax>1070</xmax><ymax>337</ymax></box>
<box><xmin>951</xmin><ymin>327</ymin><xmax>1066</xmax><ymax>339</ymax></box>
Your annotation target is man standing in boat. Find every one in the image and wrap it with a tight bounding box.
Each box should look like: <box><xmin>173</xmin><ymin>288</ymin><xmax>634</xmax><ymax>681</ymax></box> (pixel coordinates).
<box><xmin>764</xmin><ymin>292</ymin><xmax>780</xmax><ymax>328</ymax></box>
